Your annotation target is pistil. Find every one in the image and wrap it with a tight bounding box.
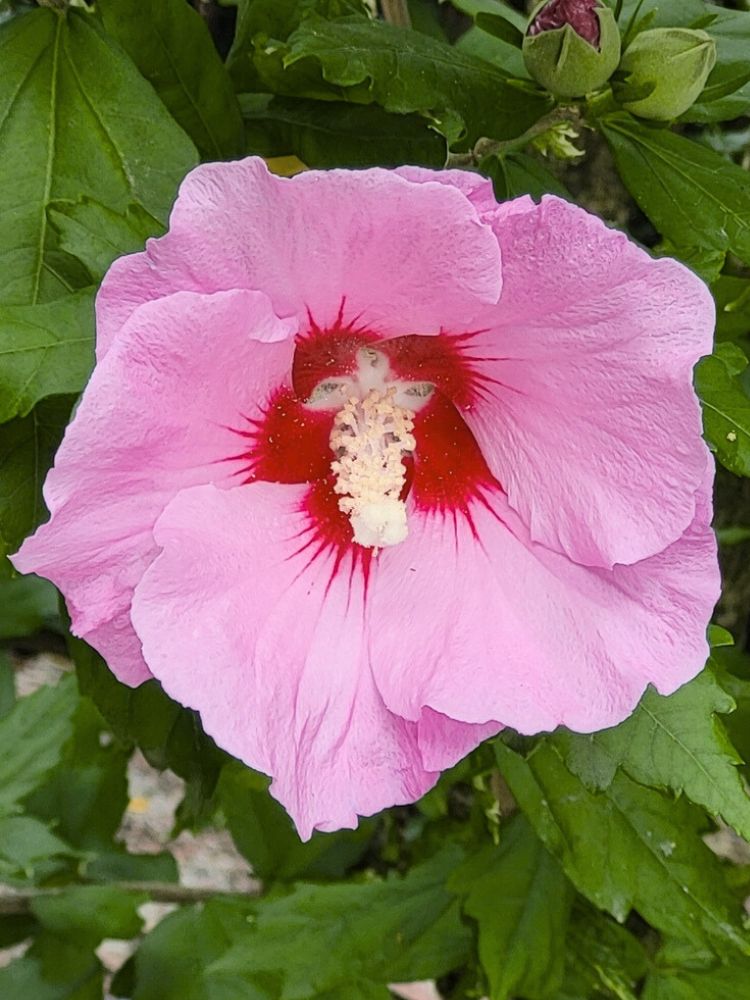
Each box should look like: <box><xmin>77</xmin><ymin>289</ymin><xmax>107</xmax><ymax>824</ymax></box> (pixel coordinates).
<box><xmin>330</xmin><ymin>388</ymin><xmax>416</xmax><ymax>550</ymax></box>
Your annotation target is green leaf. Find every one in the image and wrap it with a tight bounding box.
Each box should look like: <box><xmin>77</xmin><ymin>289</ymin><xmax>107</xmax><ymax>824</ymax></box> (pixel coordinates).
<box><xmin>686</xmin><ymin>65</ymin><xmax>750</xmax><ymax>122</ymax></box>
<box><xmin>475</xmin><ymin>11</ymin><xmax>524</xmax><ymax>48</ymax></box>
<box><xmin>26</xmin><ymin>695</ymin><xmax>130</xmax><ymax>851</ymax></box>
<box><xmin>643</xmin><ymin>951</ymin><xmax>750</xmax><ymax>999</ymax></box>
<box><xmin>226</xmin><ymin>0</ymin><xmax>366</xmax><ymax>91</ymax></box>
<box><xmin>0</xmin><ymin>6</ymin><xmax>197</xmax><ymax>307</ymax></box>
<box><xmin>406</xmin><ymin>0</ymin><xmax>447</xmax><ymax>41</ymax></box>
<box><xmin>0</xmin><ymin>815</ymin><xmax>74</xmax><ymax>876</ymax></box>
<box><xmin>599</xmin><ymin>113</ymin><xmax>750</xmax><ymax>266</ymax></box>
<box><xmin>0</xmin><ymin>674</ymin><xmax>77</xmax><ymax>816</ymax></box>
<box><xmin>454</xmin><ymin>24</ymin><xmax>526</xmax><ymax>78</ymax></box>
<box><xmin>708</xmin><ymin>625</ymin><xmax>734</xmax><ymax>648</ymax></box>
<box><xmin>211</xmin><ymin>848</ymin><xmax>473</xmax><ymax>995</ymax></box>
<box><xmin>0</xmin><ymin>395</ymin><xmax>74</xmax><ymax>555</ymax></box>
<box><xmin>479</xmin><ymin>151</ymin><xmax>570</xmax><ymax>200</ymax></box>
<box><xmin>617</xmin><ymin>0</ymin><xmax>705</xmax><ymax>32</ymax></box>
<box><xmin>32</xmin><ymin>885</ymin><xmax>145</xmax><ymax>946</ymax></box>
<box><xmin>0</xmin><ymin>288</ymin><xmax>94</xmax><ymax>423</ymax></box>
<box><xmin>219</xmin><ymin>761</ymin><xmax>374</xmax><ymax>881</ymax></box>
<box><xmin>0</xmin><ymin>912</ymin><xmax>38</xmax><ymax>950</ymax></box>
<box><xmin>0</xmin><ymin>650</ymin><xmax>15</xmax><ymax>717</ymax></box>
<box><xmin>131</xmin><ymin>899</ymin><xmax>264</xmax><ymax>1000</ymax></box>
<box><xmin>448</xmin><ymin>0</ymin><xmax>524</xmax><ymax>18</ymax></box>
<box><xmin>49</xmin><ymin>199</ymin><xmax>163</xmax><ymax>283</ymax></box>
<box><xmin>713</xmin><ymin>275</ymin><xmax>750</xmax><ymax>351</ymax></box>
<box><xmin>0</xmin><ymin>933</ymin><xmax>104</xmax><ymax>1000</ymax></box>
<box><xmin>85</xmin><ymin>847</ymin><xmax>178</xmax><ymax>885</ymax></box>
<box><xmin>278</xmin><ymin>16</ymin><xmax>552</xmax><ymax>147</ymax></box>
<box><xmin>694</xmin><ymin>343</ymin><xmax>750</xmax><ymax>477</ymax></box>
<box><xmin>495</xmin><ymin>740</ymin><xmax>750</xmax><ymax>956</ymax></box>
<box><xmin>558</xmin><ymin>904</ymin><xmax>648</xmax><ymax>1000</ymax></box>
<box><xmin>0</xmin><ymin>573</ymin><xmax>59</xmax><ymax>640</ymax></box>
<box><xmin>710</xmin><ymin>646</ymin><xmax>750</xmax><ymax>780</ymax></box>
<box><xmin>553</xmin><ymin>668</ymin><xmax>750</xmax><ymax>843</ymax></box>
<box><xmin>451</xmin><ymin>814</ymin><xmax>572</xmax><ymax>1000</ymax></box>
<box><xmin>98</xmin><ymin>0</ymin><xmax>244</xmax><ymax>160</ymax></box>
<box><xmin>683</xmin><ymin>7</ymin><xmax>750</xmax><ymax>123</ymax></box>
<box><xmin>241</xmin><ymin>94</ymin><xmax>447</xmax><ymax>167</ymax></box>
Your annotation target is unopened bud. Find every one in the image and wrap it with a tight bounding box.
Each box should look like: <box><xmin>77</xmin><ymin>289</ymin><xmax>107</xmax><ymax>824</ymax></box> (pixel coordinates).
<box><xmin>617</xmin><ymin>27</ymin><xmax>717</xmax><ymax>121</ymax></box>
<box><xmin>523</xmin><ymin>0</ymin><xmax>621</xmax><ymax>99</ymax></box>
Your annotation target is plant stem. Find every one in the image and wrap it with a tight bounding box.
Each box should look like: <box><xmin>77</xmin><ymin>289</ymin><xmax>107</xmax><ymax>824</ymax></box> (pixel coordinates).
<box><xmin>380</xmin><ymin>0</ymin><xmax>412</xmax><ymax>29</ymax></box>
<box><xmin>446</xmin><ymin>105</ymin><xmax>583</xmax><ymax>168</ymax></box>
<box><xmin>0</xmin><ymin>880</ymin><xmax>262</xmax><ymax>916</ymax></box>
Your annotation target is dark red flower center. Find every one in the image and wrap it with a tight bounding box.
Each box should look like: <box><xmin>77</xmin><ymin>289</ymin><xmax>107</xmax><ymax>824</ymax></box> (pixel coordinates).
<box><xmin>527</xmin><ymin>0</ymin><xmax>602</xmax><ymax>48</ymax></box>
<box><xmin>228</xmin><ymin>319</ymin><xmax>500</xmax><ymax>557</ymax></box>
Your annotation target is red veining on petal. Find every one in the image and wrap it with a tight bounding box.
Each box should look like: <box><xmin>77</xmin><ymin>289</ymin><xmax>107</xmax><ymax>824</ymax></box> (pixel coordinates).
<box><xmin>382</xmin><ymin>332</ymin><xmax>485</xmax><ymax>408</ymax></box>
<box><xmin>293</xmin><ymin>477</ymin><xmax>374</xmax><ymax>591</ymax></box>
<box><xmin>240</xmin><ymin>387</ymin><xmax>333</xmax><ymax>484</ymax></box>
<box><xmin>292</xmin><ymin>316</ymin><xmax>378</xmax><ymax>403</ymax></box>
<box><xmin>410</xmin><ymin>392</ymin><xmax>499</xmax><ymax>518</ymax></box>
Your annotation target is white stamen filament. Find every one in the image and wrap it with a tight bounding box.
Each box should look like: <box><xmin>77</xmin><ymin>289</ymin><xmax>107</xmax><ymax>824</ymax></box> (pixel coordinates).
<box><xmin>330</xmin><ymin>388</ymin><xmax>416</xmax><ymax>550</ymax></box>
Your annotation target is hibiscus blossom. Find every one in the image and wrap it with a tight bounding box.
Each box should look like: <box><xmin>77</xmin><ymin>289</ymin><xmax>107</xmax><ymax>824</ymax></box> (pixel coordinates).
<box><xmin>13</xmin><ymin>160</ymin><xmax>719</xmax><ymax>838</ymax></box>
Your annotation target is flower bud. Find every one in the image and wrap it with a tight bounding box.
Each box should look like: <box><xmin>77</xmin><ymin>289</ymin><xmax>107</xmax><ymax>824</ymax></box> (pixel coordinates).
<box><xmin>617</xmin><ymin>28</ymin><xmax>717</xmax><ymax>121</ymax></box>
<box><xmin>523</xmin><ymin>0</ymin><xmax>621</xmax><ymax>99</ymax></box>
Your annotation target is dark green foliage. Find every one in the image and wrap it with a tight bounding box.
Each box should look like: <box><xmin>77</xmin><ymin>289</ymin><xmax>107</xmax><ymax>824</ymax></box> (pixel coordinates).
<box><xmin>0</xmin><ymin>674</ymin><xmax>77</xmax><ymax>817</ymax></box>
<box><xmin>0</xmin><ymin>573</ymin><xmax>60</xmax><ymax>640</ymax></box>
<box><xmin>276</xmin><ymin>15</ymin><xmax>553</xmax><ymax>147</ymax></box>
<box><xmin>495</xmin><ymin>739</ymin><xmax>749</xmax><ymax>957</ymax></box>
<box><xmin>600</xmin><ymin>113</ymin><xmax>750</xmax><ymax>265</ymax></box>
<box><xmin>450</xmin><ymin>814</ymin><xmax>573</xmax><ymax>999</ymax></box>
<box><xmin>0</xmin><ymin>290</ymin><xmax>95</xmax><ymax>422</ymax></box>
<box><xmin>98</xmin><ymin>0</ymin><xmax>244</xmax><ymax>160</ymax></box>
<box><xmin>479</xmin><ymin>150</ymin><xmax>570</xmax><ymax>200</ymax></box>
<box><xmin>0</xmin><ymin>395</ymin><xmax>75</xmax><ymax>565</ymax></box>
<box><xmin>695</xmin><ymin>344</ymin><xmax>750</xmax><ymax>478</ymax></box>
<box><xmin>0</xmin><ymin>6</ymin><xmax>197</xmax><ymax>308</ymax></box>
<box><xmin>209</xmin><ymin>848</ymin><xmax>472</xmax><ymax>996</ymax></box>
<box><xmin>553</xmin><ymin>664</ymin><xmax>750</xmax><ymax>840</ymax></box>
<box><xmin>241</xmin><ymin>95</ymin><xmax>447</xmax><ymax>167</ymax></box>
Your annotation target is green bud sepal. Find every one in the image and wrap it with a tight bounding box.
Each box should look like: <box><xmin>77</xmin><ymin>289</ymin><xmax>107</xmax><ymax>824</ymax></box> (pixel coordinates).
<box><xmin>616</xmin><ymin>27</ymin><xmax>717</xmax><ymax>121</ymax></box>
<box><xmin>523</xmin><ymin>1</ymin><xmax>621</xmax><ymax>100</ymax></box>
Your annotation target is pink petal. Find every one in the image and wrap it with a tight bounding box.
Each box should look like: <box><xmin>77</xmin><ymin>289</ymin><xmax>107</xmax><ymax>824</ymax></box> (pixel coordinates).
<box><xmin>462</xmin><ymin>195</ymin><xmax>715</xmax><ymax>568</ymax></box>
<box><xmin>417</xmin><ymin>709</ymin><xmax>502</xmax><ymax>772</ymax></box>
<box><xmin>12</xmin><ymin>289</ymin><xmax>295</xmax><ymax>685</ymax></box>
<box><xmin>368</xmin><ymin>478</ymin><xmax>719</xmax><ymax>735</ymax></box>
<box><xmin>97</xmin><ymin>158</ymin><xmax>502</xmax><ymax>359</ymax></box>
<box><xmin>83</xmin><ymin>608</ymin><xmax>151</xmax><ymax>687</ymax></box>
<box><xmin>394</xmin><ymin>165</ymin><xmax>535</xmax><ymax>225</ymax></box>
<box><xmin>130</xmin><ymin>482</ymin><xmax>440</xmax><ymax>839</ymax></box>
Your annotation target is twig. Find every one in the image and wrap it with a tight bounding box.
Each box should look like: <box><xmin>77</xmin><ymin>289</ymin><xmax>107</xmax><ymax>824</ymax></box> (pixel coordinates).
<box><xmin>380</xmin><ymin>0</ymin><xmax>412</xmax><ymax>29</ymax></box>
<box><xmin>446</xmin><ymin>105</ymin><xmax>583</xmax><ymax>168</ymax></box>
<box><xmin>0</xmin><ymin>880</ymin><xmax>262</xmax><ymax>916</ymax></box>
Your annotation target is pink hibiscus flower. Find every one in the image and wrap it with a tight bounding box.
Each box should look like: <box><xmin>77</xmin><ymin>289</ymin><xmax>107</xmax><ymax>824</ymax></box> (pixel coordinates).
<box><xmin>13</xmin><ymin>160</ymin><xmax>719</xmax><ymax>838</ymax></box>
